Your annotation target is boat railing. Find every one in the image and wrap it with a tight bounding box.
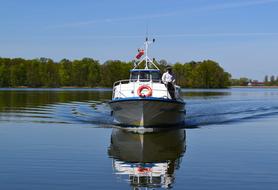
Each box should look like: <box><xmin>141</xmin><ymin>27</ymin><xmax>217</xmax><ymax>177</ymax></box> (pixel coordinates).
<box><xmin>112</xmin><ymin>79</ymin><xmax>133</xmax><ymax>99</ymax></box>
<box><xmin>112</xmin><ymin>79</ymin><xmax>172</xmax><ymax>99</ymax></box>
<box><xmin>113</xmin><ymin>79</ymin><xmax>161</xmax><ymax>87</ymax></box>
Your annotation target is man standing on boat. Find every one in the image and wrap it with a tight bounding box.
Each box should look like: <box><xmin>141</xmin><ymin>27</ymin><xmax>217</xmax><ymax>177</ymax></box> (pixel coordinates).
<box><xmin>162</xmin><ymin>67</ymin><xmax>176</xmax><ymax>100</ymax></box>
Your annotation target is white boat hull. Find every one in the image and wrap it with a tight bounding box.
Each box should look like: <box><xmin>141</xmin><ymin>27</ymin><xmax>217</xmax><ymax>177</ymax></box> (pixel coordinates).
<box><xmin>109</xmin><ymin>98</ymin><xmax>185</xmax><ymax>127</ymax></box>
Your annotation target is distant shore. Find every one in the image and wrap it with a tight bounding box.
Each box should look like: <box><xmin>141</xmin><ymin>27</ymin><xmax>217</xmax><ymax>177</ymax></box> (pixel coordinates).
<box><xmin>0</xmin><ymin>86</ymin><xmax>109</xmax><ymax>89</ymax></box>
<box><xmin>1</xmin><ymin>86</ymin><xmax>278</xmax><ymax>89</ymax></box>
<box><xmin>232</xmin><ymin>86</ymin><xmax>278</xmax><ymax>88</ymax></box>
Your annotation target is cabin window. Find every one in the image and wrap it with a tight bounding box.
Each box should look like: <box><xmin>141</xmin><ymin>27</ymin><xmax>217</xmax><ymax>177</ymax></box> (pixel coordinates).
<box><xmin>151</xmin><ymin>72</ymin><xmax>161</xmax><ymax>81</ymax></box>
<box><xmin>130</xmin><ymin>72</ymin><xmax>139</xmax><ymax>81</ymax></box>
<box><xmin>139</xmin><ymin>72</ymin><xmax>150</xmax><ymax>81</ymax></box>
<box><xmin>130</xmin><ymin>71</ymin><xmax>161</xmax><ymax>82</ymax></box>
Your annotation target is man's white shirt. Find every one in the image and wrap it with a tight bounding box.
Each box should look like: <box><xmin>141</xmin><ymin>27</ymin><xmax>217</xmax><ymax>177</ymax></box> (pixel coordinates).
<box><xmin>162</xmin><ymin>71</ymin><xmax>174</xmax><ymax>84</ymax></box>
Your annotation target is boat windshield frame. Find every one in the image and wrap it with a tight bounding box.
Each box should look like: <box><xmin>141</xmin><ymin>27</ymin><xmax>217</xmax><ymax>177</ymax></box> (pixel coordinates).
<box><xmin>130</xmin><ymin>69</ymin><xmax>161</xmax><ymax>82</ymax></box>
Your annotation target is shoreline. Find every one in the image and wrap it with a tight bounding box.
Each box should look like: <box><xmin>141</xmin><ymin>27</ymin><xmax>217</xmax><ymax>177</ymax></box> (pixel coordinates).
<box><xmin>1</xmin><ymin>86</ymin><xmax>278</xmax><ymax>89</ymax></box>
<box><xmin>0</xmin><ymin>86</ymin><xmax>110</xmax><ymax>89</ymax></box>
<box><xmin>232</xmin><ymin>86</ymin><xmax>278</xmax><ymax>88</ymax></box>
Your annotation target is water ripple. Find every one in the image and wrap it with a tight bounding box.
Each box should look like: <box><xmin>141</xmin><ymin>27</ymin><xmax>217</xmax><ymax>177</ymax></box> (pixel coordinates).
<box><xmin>2</xmin><ymin>88</ymin><xmax>278</xmax><ymax>128</ymax></box>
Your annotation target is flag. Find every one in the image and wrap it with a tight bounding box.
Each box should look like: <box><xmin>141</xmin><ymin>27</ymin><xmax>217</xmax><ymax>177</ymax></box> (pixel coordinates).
<box><xmin>136</xmin><ymin>49</ymin><xmax>144</xmax><ymax>59</ymax></box>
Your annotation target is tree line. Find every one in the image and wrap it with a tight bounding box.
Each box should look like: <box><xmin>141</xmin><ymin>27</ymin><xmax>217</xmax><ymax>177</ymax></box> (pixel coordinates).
<box><xmin>230</xmin><ymin>78</ymin><xmax>250</xmax><ymax>86</ymax></box>
<box><xmin>0</xmin><ymin>57</ymin><xmax>231</xmax><ymax>88</ymax></box>
<box><xmin>230</xmin><ymin>75</ymin><xmax>278</xmax><ymax>86</ymax></box>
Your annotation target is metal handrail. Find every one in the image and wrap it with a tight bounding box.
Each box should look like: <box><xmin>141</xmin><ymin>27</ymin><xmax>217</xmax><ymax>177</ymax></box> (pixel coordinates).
<box><xmin>112</xmin><ymin>79</ymin><xmax>162</xmax><ymax>98</ymax></box>
<box><xmin>112</xmin><ymin>79</ymin><xmax>182</xmax><ymax>100</ymax></box>
<box><xmin>113</xmin><ymin>79</ymin><xmax>161</xmax><ymax>88</ymax></box>
<box><xmin>113</xmin><ymin>80</ymin><xmax>172</xmax><ymax>99</ymax></box>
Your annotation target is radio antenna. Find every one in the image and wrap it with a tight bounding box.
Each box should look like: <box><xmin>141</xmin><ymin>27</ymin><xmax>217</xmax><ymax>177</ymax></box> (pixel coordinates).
<box><xmin>146</xmin><ymin>23</ymin><xmax>149</xmax><ymax>40</ymax></box>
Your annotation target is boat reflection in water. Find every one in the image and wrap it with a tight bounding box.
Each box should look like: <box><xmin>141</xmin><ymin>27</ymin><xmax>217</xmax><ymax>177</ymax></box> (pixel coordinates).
<box><xmin>108</xmin><ymin>128</ymin><xmax>186</xmax><ymax>189</ymax></box>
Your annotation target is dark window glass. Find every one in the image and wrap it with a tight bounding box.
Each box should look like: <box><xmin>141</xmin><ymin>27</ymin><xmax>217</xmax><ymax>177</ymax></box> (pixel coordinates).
<box><xmin>130</xmin><ymin>72</ymin><xmax>139</xmax><ymax>81</ymax></box>
<box><xmin>151</xmin><ymin>72</ymin><xmax>161</xmax><ymax>81</ymax></box>
<box><xmin>130</xmin><ymin>71</ymin><xmax>161</xmax><ymax>82</ymax></box>
<box><xmin>139</xmin><ymin>71</ymin><xmax>150</xmax><ymax>81</ymax></box>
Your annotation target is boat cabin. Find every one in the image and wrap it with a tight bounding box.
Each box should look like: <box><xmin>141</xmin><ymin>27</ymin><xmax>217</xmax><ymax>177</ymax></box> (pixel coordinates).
<box><xmin>130</xmin><ymin>69</ymin><xmax>161</xmax><ymax>82</ymax></box>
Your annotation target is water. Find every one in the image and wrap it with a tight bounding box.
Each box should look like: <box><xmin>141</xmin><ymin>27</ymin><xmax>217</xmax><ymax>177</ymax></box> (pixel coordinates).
<box><xmin>0</xmin><ymin>88</ymin><xmax>278</xmax><ymax>189</ymax></box>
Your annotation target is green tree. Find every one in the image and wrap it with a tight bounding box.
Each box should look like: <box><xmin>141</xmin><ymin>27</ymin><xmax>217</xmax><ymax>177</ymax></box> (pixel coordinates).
<box><xmin>59</xmin><ymin>59</ymin><xmax>73</xmax><ymax>86</ymax></box>
<box><xmin>26</xmin><ymin>59</ymin><xmax>44</xmax><ymax>87</ymax></box>
<box><xmin>190</xmin><ymin>60</ymin><xmax>230</xmax><ymax>88</ymax></box>
<box><xmin>45</xmin><ymin>59</ymin><xmax>60</xmax><ymax>87</ymax></box>
<box><xmin>10</xmin><ymin>58</ymin><xmax>27</xmax><ymax>87</ymax></box>
<box><xmin>83</xmin><ymin>58</ymin><xmax>101</xmax><ymax>87</ymax></box>
<box><xmin>100</xmin><ymin>60</ymin><xmax>132</xmax><ymax>86</ymax></box>
<box><xmin>0</xmin><ymin>58</ymin><xmax>11</xmax><ymax>87</ymax></box>
<box><xmin>238</xmin><ymin>77</ymin><xmax>249</xmax><ymax>86</ymax></box>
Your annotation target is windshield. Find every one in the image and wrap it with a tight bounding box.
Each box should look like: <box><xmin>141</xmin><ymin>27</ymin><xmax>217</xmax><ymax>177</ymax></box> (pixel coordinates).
<box><xmin>140</xmin><ymin>72</ymin><xmax>150</xmax><ymax>81</ymax></box>
<box><xmin>130</xmin><ymin>71</ymin><xmax>161</xmax><ymax>82</ymax></box>
<box><xmin>151</xmin><ymin>72</ymin><xmax>161</xmax><ymax>81</ymax></box>
<box><xmin>130</xmin><ymin>71</ymin><xmax>139</xmax><ymax>81</ymax></box>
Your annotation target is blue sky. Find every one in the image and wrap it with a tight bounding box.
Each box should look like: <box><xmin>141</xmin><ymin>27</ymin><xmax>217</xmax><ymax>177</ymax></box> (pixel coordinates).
<box><xmin>1</xmin><ymin>0</ymin><xmax>278</xmax><ymax>80</ymax></box>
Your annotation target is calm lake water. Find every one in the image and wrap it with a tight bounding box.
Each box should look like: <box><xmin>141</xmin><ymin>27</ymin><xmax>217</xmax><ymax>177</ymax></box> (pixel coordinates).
<box><xmin>0</xmin><ymin>88</ymin><xmax>277</xmax><ymax>189</ymax></box>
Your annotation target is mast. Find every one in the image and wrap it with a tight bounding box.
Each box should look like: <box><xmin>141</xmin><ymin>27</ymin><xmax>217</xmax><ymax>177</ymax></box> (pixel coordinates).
<box><xmin>134</xmin><ymin>38</ymin><xmax>159</xmax><ymax>70</ymax></box>
<box><xmin>145</xmin><ymin>37</ymin><xmax>149</xmax><ymax>69</ymax></box>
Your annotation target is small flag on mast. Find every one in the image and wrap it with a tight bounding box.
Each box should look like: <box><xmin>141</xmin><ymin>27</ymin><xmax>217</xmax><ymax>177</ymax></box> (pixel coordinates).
<box><xmin>135</xmin><ymin>49</ymin><xmax>144</xmax><ymax>59</ymax></box>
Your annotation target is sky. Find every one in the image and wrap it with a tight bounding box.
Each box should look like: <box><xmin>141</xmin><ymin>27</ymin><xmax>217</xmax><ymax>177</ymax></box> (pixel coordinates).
<box><xmin>0</xmin><ymin>0</ymin><xmax>278</xmax><ymax>80</ymax></box>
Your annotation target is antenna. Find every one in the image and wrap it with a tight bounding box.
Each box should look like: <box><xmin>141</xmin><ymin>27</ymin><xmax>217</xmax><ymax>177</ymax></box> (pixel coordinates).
<box><xmin>146</xmin><ymin>23</ymin><xmax>149</xmax><ymax>40</ymax></box>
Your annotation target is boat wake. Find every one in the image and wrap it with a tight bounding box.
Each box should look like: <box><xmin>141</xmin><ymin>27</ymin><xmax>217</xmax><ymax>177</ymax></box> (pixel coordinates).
<box><xmin>2</xmin><ymin>96</ymin><xmax>278</xmax><ymax>128</ymax></box>
<box><xmin>185</xmin><ymin>98</ymin><xmax>278</xmax><ymax>127</ymax></box>
<box><xmin>0</xmin><ymin>100</ymin><xmax>112</xmax><ymax>126</ymax></box>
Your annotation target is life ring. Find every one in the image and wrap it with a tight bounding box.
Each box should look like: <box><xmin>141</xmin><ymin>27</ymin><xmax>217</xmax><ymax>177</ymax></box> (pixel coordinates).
<box><xmin>137</xmin><ymin>85</ymin><xmax>152</xmax><ymax>97</ymax></box>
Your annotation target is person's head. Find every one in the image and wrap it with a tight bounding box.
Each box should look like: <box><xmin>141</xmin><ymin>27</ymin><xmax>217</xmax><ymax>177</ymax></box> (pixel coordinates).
<box><xmin>166</xmin><ymin>66</ymin><xmax>172</xmax><ymax>74</ymax></box>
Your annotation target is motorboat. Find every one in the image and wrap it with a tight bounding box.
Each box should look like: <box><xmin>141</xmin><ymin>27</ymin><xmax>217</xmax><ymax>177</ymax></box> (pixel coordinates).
<box><xmin>109</xmin><ymin>38</ymin><xmax>185</xmax><ymax>128</ymax></box>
